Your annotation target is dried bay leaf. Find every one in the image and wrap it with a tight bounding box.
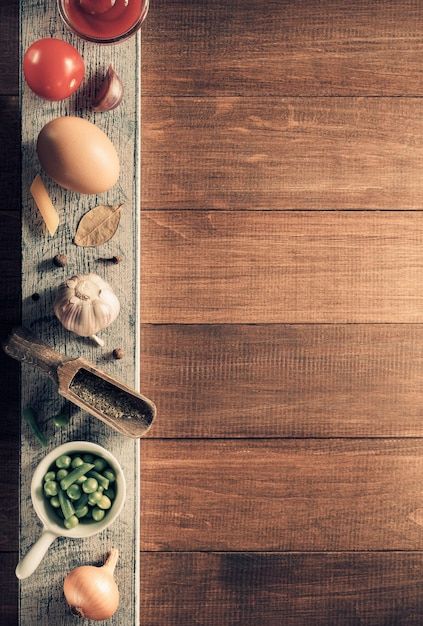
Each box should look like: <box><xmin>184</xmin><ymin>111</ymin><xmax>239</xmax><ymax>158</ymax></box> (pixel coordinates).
<box><xmin>74</xmin><ymin>204</ymin><xmax>123</xmax><ymax>247</ymax></box>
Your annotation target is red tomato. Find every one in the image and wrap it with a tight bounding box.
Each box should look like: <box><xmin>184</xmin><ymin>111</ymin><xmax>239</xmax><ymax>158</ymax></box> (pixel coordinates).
<box><xmin>23</xmin><ymin>38</ymin><xmax>85</xmax><ymax>101</ymax></box>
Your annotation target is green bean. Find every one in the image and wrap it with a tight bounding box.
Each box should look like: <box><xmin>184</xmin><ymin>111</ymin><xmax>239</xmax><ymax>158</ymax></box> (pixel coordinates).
<box><xmin>44</xmin><ymin>471</ymin><xmax>55</xmax><ymax>482</ymax></box>
<box><xmin>76</xmin><ymin>475</ymin><xmax>87</xmax><ymax>485</ymax></box>
<box><xmin>97</xmin><ymin>495</ymin><xmax>112</xmax><ymax>510</ymax></box>
<box><xmin>87</xmin><ymin>470</ymin><xmax>109</xmax><ymax>490</ymax></box>
<box><xmin>82</xmin><ymin>477</ymin><xmax>98</xmax><ymax>494</ymax></box>
<box><xmin>58</xmin><ymin>488</ymin><xmax>75</xmax><ymax>520</ymax></box>
<box><xmin>74</xmin><ymin>493</ymin><xmax>89</xmax><ymax>510</ymax></box>
<box><xmin>59</xmin><ymin>463</ymin><xmax>94</xmax><ymax>491</ymax></box>
<box><xmin>82</xmin><ymin>453</ymin><xmax>94</xmax><ymax>463</ymax></box>
<box><xmin>64</xmin><ymin>515</ymin><xmax>79</xmax><ymax>529</ymax></box>
<box><xmin>23</xmin><ymin>407</ymin><xmax>48</xmax><ymax>447</ymax></box>
<box><xmin>67</xmin><ymin>484</ymin><xmax>82</xmax><ymax>501</ymax></box>
<box><xmin>56</xmin><ymin>455</ymin><xmax>72</xmax><ymax>469</ymax></box>
<box><xmin>103</xmin><ymin>469</ymin><xmax>116</xmax><ymax>483</ymax></box>
<box><xmin>75</xmin><ymin>505</ymin><xmax>89</xmax><ymax>519</ymax></box>
<box><xmin>56</xmin><ymin>469</ymin><xmax>68</xmax><ymax>481</ymax></box>
<box><xmin>44</xmin><ymin>481</ymin><xmax>58</xmax><ymax>497</ymax></box>
<box><xmin>71</xmin><ymin>456</ymin><xmax>84</xmax><ymax>469</ymax></box>
<box><xmin>92</xmin><ymin>507</ymin><xmax>105</xmax><ymax>522</ymax></box>
<box><xmin>50</xmin><ymin>496</ymin><xmax>60</xmax><ymax>508</ymax></box>
<box><xmin>93</xmin><ymin>457</ymin><xmax>107</xmax><ymax>472</ymax></box>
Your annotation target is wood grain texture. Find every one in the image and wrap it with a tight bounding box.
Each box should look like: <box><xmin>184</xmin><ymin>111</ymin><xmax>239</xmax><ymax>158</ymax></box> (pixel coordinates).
<box><xmin>19</xmin><ymin>3</ymin><xmax>140</xmax><ymax>624</ymax></box>
<box><xmin>142</xmin><ymin>0</ymin><xmax>423</xmax><ymax>97</ymax></box>
<box><xmin>1</xmin><ymin>97</ymin><xmax>20</xmax><ymax>212</ymax></box>
<box><xmin>141</xmin><ymin>211</ymin><xmax>423</xmax><ymax>323</ymax></box>
<box><xmin>141</xmin><ymin>552</ymin><xmax>423</xmax><ymax>626</ymax></box>
<box><xmin>141</xmin><ymin>324</ymin><xmax>423</xmax><ymax>438</ymax></box>
<box><xmin>0</xmin><ymin>210</ymin><xmax>21</xmax><ymax>439</ymax></box>
<box><xmin>0</xmin><ymin>553</ymin><xmax>17</xmax><ymax>625</ymax></box>
<box><xmin>142</xmin><ymin>97</ymin><xmax>423</xmax><ymax>210</ymax></box>
<box><xmin>141</xmin><ymin>439</ymin><xmax>423</xmax><ymax>551</ymax></box>
<box><xmin>0</xmin><ymin>2</ymin><xmax>18</xmax><ymax>95</ymax></box>
<box><xmin>0</xmin><ymin>440</ymin><xmax>18</xmax><ymax>552</ymax></box>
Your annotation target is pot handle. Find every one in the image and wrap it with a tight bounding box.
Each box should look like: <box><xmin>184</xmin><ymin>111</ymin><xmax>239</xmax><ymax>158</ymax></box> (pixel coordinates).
<box><xmin>15</xmin><ymin>529</ymin><xmax>58</xmax><ymax>580</ymax></box>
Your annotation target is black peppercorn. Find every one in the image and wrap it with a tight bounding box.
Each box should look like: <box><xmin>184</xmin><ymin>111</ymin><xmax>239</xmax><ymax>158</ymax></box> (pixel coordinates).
<box><xmin>53</xmin><ymin>254</ymin><xmax>67</xmax><ymax>268</ymax></box>
<box><xmin>113</xmin><ymin>348</ymin><xmax>124</xmax><ymax>360</ymax></box>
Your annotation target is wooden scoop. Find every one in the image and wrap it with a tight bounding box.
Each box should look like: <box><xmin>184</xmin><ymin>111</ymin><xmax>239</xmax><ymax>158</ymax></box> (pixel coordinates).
<box><xmin>3</xmin><ymin>327</ymin><xmax>156</xmax><ymax>438</ymax></box>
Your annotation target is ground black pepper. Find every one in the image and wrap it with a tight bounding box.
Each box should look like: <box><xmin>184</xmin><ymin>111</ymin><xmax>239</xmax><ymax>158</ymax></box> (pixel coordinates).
<box><xmin>70</xmin><ymin>369</ymin><xmax>150</xmax><ymax>426</ymax></box>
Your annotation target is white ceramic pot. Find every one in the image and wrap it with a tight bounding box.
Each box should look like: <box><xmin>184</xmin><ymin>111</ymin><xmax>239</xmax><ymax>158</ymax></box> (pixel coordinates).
<box><xmin>16</xmin><ymin>441</ymin><xmax>126</xmax><ymax>580</ymax></box>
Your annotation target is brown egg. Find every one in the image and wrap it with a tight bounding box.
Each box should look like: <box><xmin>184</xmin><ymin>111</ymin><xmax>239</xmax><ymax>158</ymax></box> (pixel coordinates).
<box><xmin>37</xmin><ymin>116</ymin><xmax>120</xmax><ymax>194</ymax></box>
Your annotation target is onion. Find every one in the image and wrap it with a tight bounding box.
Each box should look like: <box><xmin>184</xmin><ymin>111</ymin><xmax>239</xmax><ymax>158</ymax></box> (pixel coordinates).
<box><xmin>64</xmin><ymin>548</ymin><xmax>120</xmax><ymax>620</ymax></box>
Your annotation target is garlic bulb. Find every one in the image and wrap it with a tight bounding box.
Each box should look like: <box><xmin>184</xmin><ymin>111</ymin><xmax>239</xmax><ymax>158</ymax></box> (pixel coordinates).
<box><xmin>54</xmin><ymin>273</ymin><xmax>120</xmax><ymax>347</ymax></box>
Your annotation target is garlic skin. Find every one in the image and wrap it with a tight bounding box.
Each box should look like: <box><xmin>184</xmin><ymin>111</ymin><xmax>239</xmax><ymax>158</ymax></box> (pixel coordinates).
<box><xmin>54</xmin><ymin>273</ymin><xmax>120</xmax><ymax>346</ymax></box>
<box><xmin>92</xmin><ymin>66</ymin><xmax>123</xmax><ymax>113</ymax></box>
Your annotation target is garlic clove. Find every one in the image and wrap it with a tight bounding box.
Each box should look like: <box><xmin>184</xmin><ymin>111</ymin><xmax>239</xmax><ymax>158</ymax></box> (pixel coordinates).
<box><xmin>92</xmin><ymin>66</ymin><xmax>123</xmax><ymax>113</ymax></box>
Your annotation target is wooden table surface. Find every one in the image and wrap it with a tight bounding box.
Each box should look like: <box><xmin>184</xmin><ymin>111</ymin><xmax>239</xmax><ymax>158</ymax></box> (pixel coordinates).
<box><xmin>3</xmin><ymin>0</ymin><xmax>423</xmax><ymax>623</ymax></box>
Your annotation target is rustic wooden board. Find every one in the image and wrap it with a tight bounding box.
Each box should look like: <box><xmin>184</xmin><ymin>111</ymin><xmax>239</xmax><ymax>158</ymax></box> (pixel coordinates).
<box><xmin>140</xmin><ymin>552</ymin><xmax>423</xmax><ymax>626</ymax></box>
<box><xmin>0</xmin><ymin>553</ymin><xmax>18</xmax><ymax>626</ymax></box>
<box><xmin>143</xmin><ymin>0</ymin><xmax>423</xmax><ymax>97</ymax></box>
<box><xmin>20</xmin><ymin>3</ymin><xmax>141</xmax><ymax>624</ymax></box>
<box><xmin>0</xmin><ymin>1</ymin><xmax>19</xmax><ymax>95</ymax></box>
<box><xmin>142</xmin><ymin>97</ymin><xmax>423</xmax><ymax>210</ymax></box>
<box><xmin>141</xmin><ymin>211</ymin><xmax>423</xmax><ymax>323</ymax></box>
<box><xmin>141</xmin><ymin>324</ymin><xmax>423</xmax><ymax>438</ymax></box>
<box><xmin>1</xmin><ymin>97</ymin><xmax>20</xmax><ymax>211</ymax></box>
<box><xmin>141</xmin><ymin>439</ymin><xmax>423</xmax><ymax>551</ymax></box>
<box><xmin>0</xmin><ymin>439</ymin><xmax>18</xmax><ymax>551</ymax></box>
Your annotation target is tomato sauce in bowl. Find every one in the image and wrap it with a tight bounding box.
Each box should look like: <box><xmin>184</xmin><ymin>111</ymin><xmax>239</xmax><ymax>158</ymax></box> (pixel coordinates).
<box><xmin>58</xmin><ymin>0</ymin><xmax>149</xmax><ymax>43</ymax></box>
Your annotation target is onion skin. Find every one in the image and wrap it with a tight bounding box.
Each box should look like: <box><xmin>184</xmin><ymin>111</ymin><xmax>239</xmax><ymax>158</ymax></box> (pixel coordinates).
<box><xmin>64</xmin><ymin>548</ymin><xmax>120</xmax><ymax>621</ymax></box>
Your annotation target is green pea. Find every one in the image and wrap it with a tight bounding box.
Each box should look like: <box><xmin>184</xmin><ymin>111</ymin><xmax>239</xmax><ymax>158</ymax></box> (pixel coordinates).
<box><xmin>82</xmin><ymin>478</ymin><xmax>98</xmax><ymax>494</ymax></box>
<box><xmin>56</xmin><ymin>455</ymin><xmax>71</xmax><ymax>469</ymax></box>
<box><xmin>67</xmin><ymin>484</ymin><xmax>82</xmax><ymax>501</ymax></box>
<box><xmin>82</xmin><ymin>453</ymin><xmax>94</xmax><ymax>463</ymax></box>
<box><xmin>75</xmin><ymin>505</ymin><xmax>89</xmax><ymax>519</ymax></box>
<box><xmin>88</xmin><ymin>491</ymin><xmax>103</xmax><ymax>506</ymax></box>
<box><xmin>87</xmin><ymin>470</ymin><xmax>109</xmax><ymax>489</ymax></box>
<box><xmin>50</xmin><ymin>496</ymin><xmax>60</xmax><ymax>508</ymax></box>
<box><xmin>52</xmin><ymin>412</ymin><xmax>70</xmax><ymax>428</ymax></box>
<box><xmin>76</xmin><ymin>475</ymin><xmax>87</xmax><ymax>485</ymax></box>
<box><xmin>92</xmin><ymin>507</ymin><xmax>105</xmax><ymax>522</ymax></box>
<box><xmin>44</xmin><ymin>471</ymin><xmax>56</xmax><ymax>482</ymax></box>
<box><xmin>93</xmin><ymin>457</ymin><xmax>107</xmax><ymax>472</ymax></box>
<box><xmin>98</xmin><ymin>486</ymin><xmax>104</xmax><ymax>493</ymax></box>
<box><xmin>56</xmin><ymin>469</ymin><xmax>68</xmax><ymax>481</ymax></box>
<box><xmin>44</xmin><ymin>481</ymin><xmax>58</xmax><ymax>497</ymax></box>
<box><xmin>97</xmin><ymin>495</ymin><xmax>112</xmax><ymax>510</ymax></box>
<box><xmin>71</xmin><ymin>456</ymin><xmax>84</xmax><ymax>469</ymax></box>
<box><xmin>103</xmin><ymin>469</ymin><xmax>116</xmax><ymax>483</ymax></box>
<box><xmin>64</xmin><ymin>515</ymin><xmax>79</xmax><ymax>529</ymax></box>
<box><xmin>104</xmin><ymin>488</ymin><xmax>115</xmax><ymax>500</ymax></box>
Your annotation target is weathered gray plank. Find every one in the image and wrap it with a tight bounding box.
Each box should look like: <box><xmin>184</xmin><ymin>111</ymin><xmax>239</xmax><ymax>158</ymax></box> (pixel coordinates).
<box><xmin>20</xmin><ymin>2</ymin><xmax>140</xmax><ymax>624</ymax></box>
